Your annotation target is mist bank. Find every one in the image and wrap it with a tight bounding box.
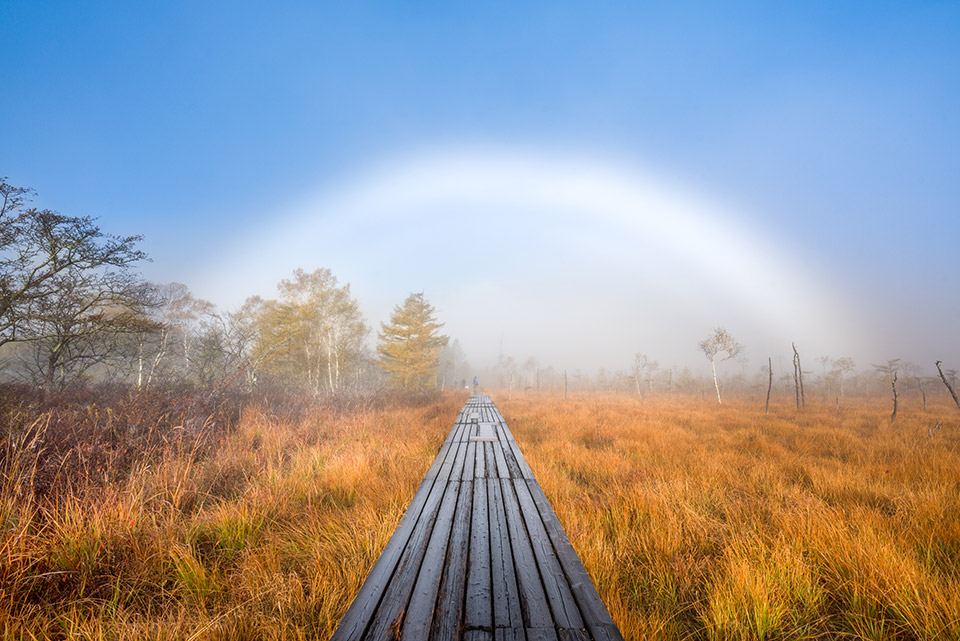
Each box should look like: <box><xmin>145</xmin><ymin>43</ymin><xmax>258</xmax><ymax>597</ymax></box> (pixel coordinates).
<box><xmin>194</xmin><ymin>146</ymin><xmax>958</xmax><ymax>378</ymax></box>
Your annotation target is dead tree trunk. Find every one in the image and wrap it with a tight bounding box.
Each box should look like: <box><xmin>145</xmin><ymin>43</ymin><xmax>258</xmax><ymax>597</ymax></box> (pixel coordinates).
<box><xmin>792</xmin><ymin>342</ymin><xmax>806</xmax><ymax>409</ymax></box>
<box><xmin>890</xmin><ymin>371</ymin><xmax>899</xmax><ymax>423</ymax></box>
<box><xmin>916</xmin><ymin>377</ymin><xmax>927</xmax><ymax>412</ymax></box>
<box><xmin>935</xmin><ymin>361</ymin><xmax>960</xmax><ymax>410</ymax></box>
<box><xmin>765</xmin><ymin>356</ymin><xmax>772</xmax><ymax>414</ymax></box>
<box><xmin>790</xmin><ymin>343</ymin><xmax>800</xmax><ymax>411</ymax></box>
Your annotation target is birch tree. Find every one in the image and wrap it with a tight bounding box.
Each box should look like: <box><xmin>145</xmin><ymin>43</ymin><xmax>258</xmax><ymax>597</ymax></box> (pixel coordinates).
<box><xmin>697</xmin><ymin>327</ymin><xmax>743</xmax><ymax>404</ymax></box>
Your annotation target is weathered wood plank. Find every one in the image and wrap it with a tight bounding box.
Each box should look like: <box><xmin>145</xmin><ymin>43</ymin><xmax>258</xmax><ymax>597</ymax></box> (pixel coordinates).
<box><xmin>361</xmin><ymin>442</ymin><xmax>463</xmax><ymax>639</ymax></box>
<box><xmin>331</xmin><ymin>430</ymin><xmax>460</xmax><ymax>640</ymax></box>
<box><xmin>493</xmin><ymin>438</ymin><xmax>511</xmax><ymax>479</ymax></box>
<box><xmin>488</xmin><ymin>478</ymin><xmax>524</xmax><ymax>630</ymax></box>
<box><xmin>432</xmin><ymin>479</ymin><xmax>474</xmax><ymax>639</ymax></box>
<box><xmin>334</xmin><ymin>395</ymin><xmax>623</xmax><ymax>641</ymax></box>
<box><xmin>512</xmin><ymin>478</ymin><xmax>583</xmax><ymax>630</ymax></box>
<box><xmin>526</xmin><ymin>629</ymin><xmax>560</xmax><ymax>641</ymax></box>
<box><xmin>465</xmin><ymin>477</ymin><xmax>492</xmax><ymax>632</ymax></box>
<box><xmin>498</xmin><ymin>477</ymin><xmax>552</xmax><ymax>629</ymax></box>
<box><xmin>402</xmin><ymin>479</ymin><xmax>463</xmax><ymax>640</ymax></box>
<box><xmin>505</xmin><ymin>438</ymin><xmax>536</xmax><ymax>480</ymax></box>
<box><xmin>474</xmin><ymin>440</ymin><xmax>486</xmax><ymax>479</ymax></box>
<box><xmin>471</xmin><ymin>422</ymin><xmax>499</xmax><ymax>441</ymax></box>
<box><xmin>425</xmin><ymin>439</ymin><xmax>455</xmax><ymax>480</ymax></box>
<box><xmin>485</xmin><ymin>441</ymin><xmax>498</xmax><ymax>479</ymax></box>
<box><xmin>524</xmin><ymin>480</ymin><xmax>623</xmax><ymax>640</ymax></box>
<box><xmin>451</xmin><ymin>437</ymin><xmax>471</xmax><ymax>481</ymax></box>
<box><xmin>501</xmin><ymin>441</ymin><xmax>524</xmax><ymax>480</ymax></box>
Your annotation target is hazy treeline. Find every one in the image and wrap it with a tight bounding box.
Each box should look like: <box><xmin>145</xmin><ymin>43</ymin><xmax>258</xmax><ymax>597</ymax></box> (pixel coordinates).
<box><xmin>485</xmin><ymin>351</ymin><xmax>960</xmax><ymax>402</ymax></box>
<box><xmin>3</xmin><ymin>177</ymin><xmax>956</xmax><ymax>400</ymax></box>
<box><xmin>0</xmin><ymin>178</ymin><xmax>475</xmax><ymax>395</ymax></box>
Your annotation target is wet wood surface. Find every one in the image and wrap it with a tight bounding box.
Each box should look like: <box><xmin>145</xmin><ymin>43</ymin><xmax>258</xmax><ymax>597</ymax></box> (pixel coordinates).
<box><xmin>331</xmin><ymin>395</ymin><xmax>623</xmax><ymax>641</ymax></box>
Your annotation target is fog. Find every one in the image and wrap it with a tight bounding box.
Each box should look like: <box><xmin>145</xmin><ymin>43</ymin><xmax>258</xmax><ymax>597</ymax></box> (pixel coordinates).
<box><xmin>196</xmin><ymin>144</ymin><xmax>957</xmax><ymax>376</ymax></box>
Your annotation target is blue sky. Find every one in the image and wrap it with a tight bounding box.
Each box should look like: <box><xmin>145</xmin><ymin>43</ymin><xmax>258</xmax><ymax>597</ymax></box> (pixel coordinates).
<box><xmin>2</xmin><ymin>2</ymin><xmax>958</xmax><ymax>371</ymax></box>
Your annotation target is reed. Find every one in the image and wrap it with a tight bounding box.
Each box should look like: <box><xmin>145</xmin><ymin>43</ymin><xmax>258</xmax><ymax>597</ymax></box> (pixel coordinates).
<box><xmin>1</xmin><ymin>387</ymin><xmax>957</xmax><ymax>639</ymax></box>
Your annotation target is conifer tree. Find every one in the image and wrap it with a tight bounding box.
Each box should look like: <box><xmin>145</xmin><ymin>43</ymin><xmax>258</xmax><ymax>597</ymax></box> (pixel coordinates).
<box><xmin>377</xmin><ymin>292</ymin><xmax>448</xmax><ymax>390</ymax></box>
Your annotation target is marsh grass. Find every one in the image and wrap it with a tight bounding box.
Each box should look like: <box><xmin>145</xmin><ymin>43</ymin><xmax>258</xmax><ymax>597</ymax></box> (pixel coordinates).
<box><xmin>1</xmin><ymin>387</ymin><xmax>958</xmax><ymax>639</ymax></box>
<box><xmin>1</xmin><ymin>388</ymin><xmax>465</xmax><ymax>640</ymax></box>
<box><xmin>500</xmin><ymin>392</ymin><xmax>960</xmax><ymax>640</ymax></box>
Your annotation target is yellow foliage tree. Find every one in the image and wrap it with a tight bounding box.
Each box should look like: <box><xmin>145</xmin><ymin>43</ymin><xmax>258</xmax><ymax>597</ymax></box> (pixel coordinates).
<box><xmin>377</xmin><ymin>292</ymin><xmax>448</xmax><ymax>390</ymax></box>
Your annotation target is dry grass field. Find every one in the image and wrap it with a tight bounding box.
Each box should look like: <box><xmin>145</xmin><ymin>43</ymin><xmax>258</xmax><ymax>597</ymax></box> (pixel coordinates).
<box><xmin>2</xmin><ymin>388</ymin><xmax>958</xmax><ymax>640</ymax></box>
<box><xmin>500</xmin><ymin>392</ymin><xmax>960</xmax><ymax>641</ymax></box>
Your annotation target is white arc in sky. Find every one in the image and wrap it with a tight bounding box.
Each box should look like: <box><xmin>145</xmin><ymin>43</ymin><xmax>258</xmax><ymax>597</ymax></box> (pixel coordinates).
<box><xmin>205</xmin><ymin>145</ymin><xmax>868</xmax><ymax>370</ymax></box>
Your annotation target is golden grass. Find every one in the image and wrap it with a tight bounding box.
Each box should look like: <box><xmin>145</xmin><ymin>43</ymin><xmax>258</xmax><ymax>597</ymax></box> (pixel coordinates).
<box><xmin>1</xmin><ymin>394</ymin><xmax>466</xmax><ymax>640</ymax></box>
<box><xmin>498</xmin><ymin>392</ymin><xmax>960</xmax><ymax>640</ymax></box>
<box><xmin>2</xmin><ymin>389</ymin><xmax>958</xmax><ymax>640</ymax></box>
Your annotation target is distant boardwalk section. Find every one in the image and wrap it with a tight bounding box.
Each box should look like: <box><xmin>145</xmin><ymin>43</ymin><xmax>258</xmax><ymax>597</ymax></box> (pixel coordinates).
<box><xmin>332</xmin><ymin>395</ymin><xmax>624</xmax><ymax>641</ymax></box>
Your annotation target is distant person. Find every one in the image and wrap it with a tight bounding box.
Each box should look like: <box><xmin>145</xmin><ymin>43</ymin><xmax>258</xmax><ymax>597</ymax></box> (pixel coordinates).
<box><xmin>472</xmin><ymin>376</ymin><xmax>479</xmax><ymax>395</ymax></box>
<box><xmin>461</xmin><ymin>378</ymin><xmax>467</xmax><ymax>389</ymax></box>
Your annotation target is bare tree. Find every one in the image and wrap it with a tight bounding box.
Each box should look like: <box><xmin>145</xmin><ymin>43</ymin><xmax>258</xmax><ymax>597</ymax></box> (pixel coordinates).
<box><xmin>792</xmin><ymin>342</ymin><xmax>806</xmax><ymax>410</ymax></box>
<box><xmin>632</xmin><ymin>353</ymin><xmax>658</xmax><ymax>397</ymax></box>
<box><xmin>1</xmin><ymin>180</ymin><xmax>146</xmax><ymax>352</ymax></box>
<box><xmin>831</xmin><ymin>357</ymin><xmax>856</xmax><ymax>397</ymax></box>
<box><xmin>765</xmin><ymin>357</ymin><xmax>773</xmax><ymax>414</ymax></box>
<box><xmin>873</xmin><ymin>359</ymin><xmax>901</xmax><ymax>424</ymax></box>
<box><xmin>698</xmin><ymin>327</ymin><xmax>743</xmax><ymax>404</ymax></box>
<box><xmin>17</xmin><ymin>274</ymin><xmax>155</xmax><ymax>391</ymax></box>
<box><xmin>936</xmin><ymin>361</ymin><xmax>960</xmax><ymax>411</ymax></box>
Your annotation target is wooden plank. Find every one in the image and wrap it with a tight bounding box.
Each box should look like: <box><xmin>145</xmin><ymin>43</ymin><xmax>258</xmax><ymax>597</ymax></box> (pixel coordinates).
<box><xmin>334</xmin><ymin>396</ymin><xmax>624</xmax><ymax>641</ymax></box>
<box><xmin>526</xmin><ymin>629</ymin><xmax>560</xmax><ymax>641</ymax></box>
<box><xmin>512</xmin><ymin>479</ymin><xmax>583</xmax><ymax>630</ymax></box>
<box><xmin>331</xmin><ymin>431</ymin><xmax>460</xmax><ymax>640</ymax></box>
<box><xmin>436</xmin><ymin>439</ymin><xmax>464</xmax><ymax>482</ymax></box>
<box><xmin>471</xmin><ymin>422</ymin><xmax>499</xmax><ymax>441</ymax></box>
<box><xmin>485</xmin><ymin>442</ymin><xmax>498</xmax><ymax>479</ymax></box>
<box><xmin>501</xmin><ymin>441</ymin><xmax>524</xmax><ymax>480</ymax></box>
<box><xmin>451</xmin><ymin>438</ymin><xmax>470</xmax><ymax>481</ymax></box>
<box><xmin>402</xmin><ymin>480</ymin><xmax>463</xmax><ymax>640</ymax></box>
<box><xmin>361</xmin><ymin>444</ymin><xmax>462</xmax><ymax>639</ymax></box>
<box><xmin>505</xmin><ymin>438</ymin><xmax>536</xmax><ymax>480</ymax></box>
<box><xmin>425</xmin><ymin>438</ymin><xmax>455</xmax><ymax>480</ymax></box>
<box><xmin>432</xmin><ymin>479</ymin><xmax>473</xmax><ymax>640</ymax></box>
<box><xmin>524</xmin><ymin>480</ymin><xmax>623</xmax><ymax>640</ymax></box>
<box><xmin>492</xmin><ymin>439</ymin><xmax>510</xmax><ymax>479</ymax></box>
<box><xmin>498</xmin><ymin>478</ymin><xmax>552</xmax><ymax>629</ymax></box>
<box><xmin>465</xmin><ymin>477</ymin><xmax>492</xmax><ymax>632</ymax></box>
<box><xmin>585</xmin><ymin>626</ymin><xmax>623</xmax><ymax>641</ymax></box>
<box><xmin>497</xmin><ymin>417</ymin><xmax>516</xmax><ymax>442</ymax></box>
<box><xmin>474</xmin><ymin>440</ymin><xmax>486</xmax><ymax>479</ymax></box>
<box><xmin>488</xmin><ymin>479</ymin><xmax>524</xmax><ymax>630</ymax></box>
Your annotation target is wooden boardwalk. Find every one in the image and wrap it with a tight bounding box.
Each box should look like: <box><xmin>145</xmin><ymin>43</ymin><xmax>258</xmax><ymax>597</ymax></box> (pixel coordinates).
<box><xmin>331</xmin><ymin>395</ymin><xmax>624</xmax><ymax>641</ymax></box>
